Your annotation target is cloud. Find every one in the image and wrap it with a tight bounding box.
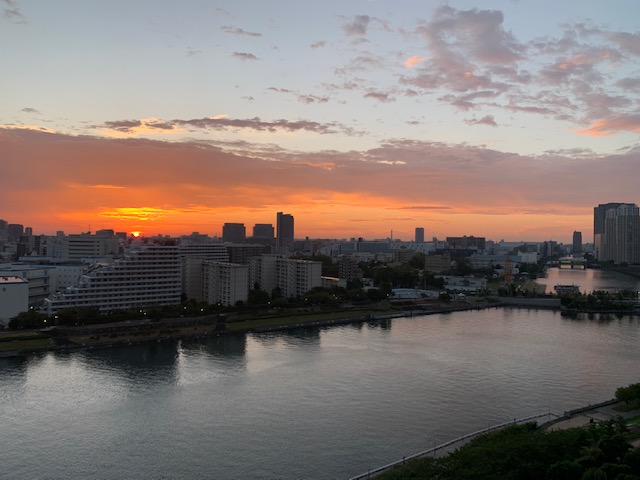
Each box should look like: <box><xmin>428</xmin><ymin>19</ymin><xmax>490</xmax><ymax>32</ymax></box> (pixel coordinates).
<box><xmin>98</xmin><ymin>118</ymin><xmax>177</xmax><ymax>135</ymax></box>
<box><xmin>404</xmin><ymin>56</ymin><xmax>426</xmax><ymax>69</ymax></box>
<box><xmin>221</xmin><ymin>26</ymin><xmax>262</xmax><ymax>37</ymax></box>
<box><xmin>466</xmin><ymin>115</ymin><xmax>497</xmax><ymax>127</ymax></box>
<box><xmin>267</xmin><ymin>87</ymin><xmax>329</xmax><ymax>104</ymax></box>
<box><xmin>3</xmin><ymin>0</ymin><xmax>26</xmax><ymax>23</ymax></box>
<box><xmin>393</xmin><ymin>8</ymin><xmax>640</xmax><ymax>133</ymax></box>
<box><xmin>232</xmin><ymin>52</ymin><xmax>259</xmax><ymax>61</ymax></box>
<box><xmin>342</xmin><ymin>15</ymin><xmax>371</xmax><ymax>36</ymax></box>
<box><xmin>310</xmin><ymin>41</ymin><xmax>326</xmax><ymax>49</ymax></box>
<box><xmin>20</xmin><ymin>107</ymin><xmax>40</xmax><ymax>114</ymax></box>
<box><xmin>2</xmin><ymin>127</ymin><xmax>639</xmax><ymax>239</ymax></box>
<box><xmin>364</xmin><ymin>91</ymin><xmax>394</xmax><ymax>103</ymax></box>
<box><xmin>185</xmin><ymin>47</ymin><xmax>202</xmax><ymax>57</ymax></box>
<box><xmin>576</xmin><ymin>115</ymin><xmax>640</xmax><ymax>136</ymax></box>
<box><xmin>608</xmin><ymin>31</ymin><xmax>640</xmax><ymax>56</ymax></box>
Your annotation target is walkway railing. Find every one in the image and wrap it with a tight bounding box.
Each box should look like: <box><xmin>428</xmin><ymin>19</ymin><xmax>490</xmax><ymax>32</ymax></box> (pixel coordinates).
<box><xmin>348</xmin><ymin>411</ymin><xmax>559</xmax><ymax>480</ymax></box>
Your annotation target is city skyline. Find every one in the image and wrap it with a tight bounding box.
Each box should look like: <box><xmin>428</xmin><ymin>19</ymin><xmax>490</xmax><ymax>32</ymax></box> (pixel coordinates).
<box><xmin>1</xmin><ymin>1</ymin><xmax>639</xmax><ymax>242</ymax></box>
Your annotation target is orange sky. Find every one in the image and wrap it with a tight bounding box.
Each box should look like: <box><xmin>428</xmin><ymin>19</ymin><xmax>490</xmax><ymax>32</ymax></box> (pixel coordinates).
<box><xmin>3</xmin><ymin>127</ymin><xmax>635</xmax><ymax>243</ymax></box>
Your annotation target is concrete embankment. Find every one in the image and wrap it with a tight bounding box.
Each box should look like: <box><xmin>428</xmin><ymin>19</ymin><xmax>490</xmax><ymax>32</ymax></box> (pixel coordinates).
<box><xmin>497</xmin><ymin>297</ymin><xmax>562</xmax><ymax>309</ymax></box>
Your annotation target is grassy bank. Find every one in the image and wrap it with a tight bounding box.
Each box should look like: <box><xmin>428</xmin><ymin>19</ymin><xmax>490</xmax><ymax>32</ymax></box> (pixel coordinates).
<box><xmin>0</xmin><ymin>331</ymin><xmax>54</xmax><ymax>353</ymax></box>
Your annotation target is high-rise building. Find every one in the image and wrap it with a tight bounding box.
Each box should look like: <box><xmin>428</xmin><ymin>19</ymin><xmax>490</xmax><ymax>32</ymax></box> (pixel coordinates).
<box><xmin>222</xmin><ymin>223</ymin><xmax>246</xmax><ymax>243</ymax></box>
<box><xmin>594</xmin><ymin>202</ymin><xmax>638</xmax><ymax>261</ymax></box>
<box><xmin>601</xmin><ymin>204</ymin><xmax>640</xmax><ymax>264</ymax></box>
<box><xmin>253</xmin><ymin>224</ymin><xmax>274</xmax><ymax>240</ymax></box>
<box><xmin>572</xmin><ymin>231</ymin><xmax>582</xmax><ymax>254</ymax></box>
<box><xmin>415</xmin><ymin>227</ymin><xmax>424</xmax><ymax>243</ymax></box>
<box><xmin>7</xmin><ymin>224</ymin><xmax>24</xmax><ymax>243</ymax></box>
<box><xmin>276</xmin><ymin>212</ymin><xmax>294</xmax><ymax>252</ymax></box>
<box><xmin>43</xmin><ymin>244</ymin><xmax>182</xmax><ymax>315</ymax></box>
<box><xmin>249</xmin><ymin>254</ymin><xmax>321</xmax><ymax>298</ymax></box>
<box><xmin>594</xmin><ymin>203</ymin><xmax>627</xmax><ymax>238</ymax></box>
<box><xmin>202</xmin><ymin>261</ymin><xmax>249</xmax><ymax>306</ymax></box>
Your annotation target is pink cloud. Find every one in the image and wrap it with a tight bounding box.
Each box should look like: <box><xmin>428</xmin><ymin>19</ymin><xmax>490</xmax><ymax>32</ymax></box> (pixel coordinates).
<box><xmin>404</xmin><ymin>56</ymin><xmax>425</xmax><ymax>69</ymax></box>
<box><xmin>576</xmin><ymin>115</ymin><xmax>640</xmax><ymax>136</ymax></box>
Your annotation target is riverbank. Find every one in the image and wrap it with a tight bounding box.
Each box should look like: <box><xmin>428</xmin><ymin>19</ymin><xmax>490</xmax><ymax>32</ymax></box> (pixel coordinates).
<box><xmin>4</xmin><ymin>296</ymin><xmax>640</xmax><ymax>359</ymax></box>
<box><xmin>353</xmin><ymin>400</ymin><xmax>640</xmax><ymax>480</ymax></box>
<box><xmin>0</xmin><ymin>300</ymin><xmax>495</xmax><ymax>358</ymax></box>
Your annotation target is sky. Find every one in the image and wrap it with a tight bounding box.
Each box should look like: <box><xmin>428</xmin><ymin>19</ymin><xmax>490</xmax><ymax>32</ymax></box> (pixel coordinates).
<box><xmin>1</xmin><ymin>0</ymin><xmax>639</xmax><ymax>243</ymax></box>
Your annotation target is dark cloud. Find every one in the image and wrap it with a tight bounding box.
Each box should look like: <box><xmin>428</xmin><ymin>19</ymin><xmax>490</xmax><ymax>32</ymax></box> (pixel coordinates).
<box><xmin>310</xmin><ymin>41</ymin><xmax>326</xmax><ymax>49</ymax></box>
<box><xmin>103</xmin><ymin>120</ymin><xmax>143</xmax><ymax>132</ymax></box>
<box><xmin>342</xmin><ymin>15</ymin><xmax>371</xmax><ymax>36</ymax></box>
<box><xmin>466</xmin><ymin>115</ymin><xmax>497</xmax><ymax>127</ymax></box>
<box><xmin>185</xmin><ymin>47</ymin><xmax>202</xmax><ymax>57</ymax></box>
<box><xmin>173</xmin><ymin>117</ymin><xmax>349</xmax><ymax>135</ymax></box>
<box><xmin>100</xmin><ymin>119</ymin><xmax>174</xmax><ymax>133</ymax></box>
<box><xmin>364</xmin><ymin>91</ymin><xmax>394</xmax><ymax>103</ymax></box>
<box><xmin>232</xmin><ymin>52</ymin><xmax>259</xmax><ymax>61</ymax></box>
<box><xmin>3</xmin><ymin>0</ymin><xmax>26</xmax><ymax>23</ymax></box>
<box><xmin>608</xmin><ymin>31</ymin><xmax>640</xmax><ymax>56</ymax></box>
<box><xmin>221</xmin><ymin>26</ymin><xmax>262</xmax><ymax>37</ymax></box>
<box><xmin>21</xmin><ymin>107</ymin><xmax>40</xmax><ymax>114</ymax></box>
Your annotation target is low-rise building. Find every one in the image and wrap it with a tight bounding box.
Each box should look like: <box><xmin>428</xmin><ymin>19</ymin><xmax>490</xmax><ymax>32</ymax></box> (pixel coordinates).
<box><xmin>0</xmin><ymin>276</ymin><xmax>29</xmax><ymax>326</ymax></box>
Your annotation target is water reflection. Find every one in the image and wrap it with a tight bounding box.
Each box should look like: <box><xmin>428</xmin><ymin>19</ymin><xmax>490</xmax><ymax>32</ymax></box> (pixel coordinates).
<box><xmin>538</xmin><ymin>267</ymin><xmax>640</xmax><ymax>294</ymax></box>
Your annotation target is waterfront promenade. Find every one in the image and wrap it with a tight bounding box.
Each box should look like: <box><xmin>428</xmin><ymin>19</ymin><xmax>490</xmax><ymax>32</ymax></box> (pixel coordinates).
<box><xmin>349</xmin><ymin>399</ymin><xmax>640</xmax><ymax>480</ymax></box>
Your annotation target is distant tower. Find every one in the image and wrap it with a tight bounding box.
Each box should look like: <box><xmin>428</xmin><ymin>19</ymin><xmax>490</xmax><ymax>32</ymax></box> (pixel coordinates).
<box><xmin>415</xmin><ymin>227</ymin><xmax>424</xmax><ymax>243</ymax></box>
<box><xmin>222</xmin><ymin>223</ymin><xmax>246</xmax><ymax>243</ymax></box>
<box><xmin>572</xmin><ymin>231</ymin><xmax>582</xmax><ymax>254</ymax></box>
<box><xmin>276</xmin><ymin>212</ymin><xmax>294</xmax><ymax>251</ymax></box>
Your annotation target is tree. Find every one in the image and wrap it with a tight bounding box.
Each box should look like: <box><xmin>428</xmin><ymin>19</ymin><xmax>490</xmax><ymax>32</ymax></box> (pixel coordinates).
<box><xmin>615</xmin><ymin>383</ymin><xmax>640</xmax><ymax>405</ymax></box>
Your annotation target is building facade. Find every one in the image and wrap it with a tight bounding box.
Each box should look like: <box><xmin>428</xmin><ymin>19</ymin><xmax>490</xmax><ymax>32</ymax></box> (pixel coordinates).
<box><xmin>202</xmin><ymin>261</ymin><xmax>249</xmax><ymax>306</ymax></box>
<box><xmin>43</xmin><ymin>244</ymin><xmax>182</xmax><ymax>315</ymax></box>
<box><xmin>276</xmin><ymin>212</ymin><xmax>294</xmax><ymax>252</ymax></box>
<box><xmin>249</xmin><ymin>255</ymin><xmax>321</xmax><ymax>298</ymax></box>
<box><xmin>0</xmin><ymin>276</ymin><xmax>29</xmax><ymax>326</ymax></box>
<box><xmin>222</xmin><ymin>223</ymin><xmax>246</xmax><ymax>244</ymax></box>
<box><xmin>601</xmin><ymin>204</ymin><xmax>640</xmax><ymax>264</ymax></box>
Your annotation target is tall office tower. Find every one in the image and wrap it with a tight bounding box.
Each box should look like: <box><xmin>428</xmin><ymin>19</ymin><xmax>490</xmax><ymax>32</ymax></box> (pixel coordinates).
<box><xmin>415</xmin><ymin>227</ymin><xmax>425</xmax><ymax>243</ymax></box>
<box><xmin>594</xmin><ymin>202</ymin><xmax>635</xmax><ymax>260</ymax></box>
<box><xmin>572</xmin><ymin>231</ymin><xmax>582</xmax><ymax>254</ymax></box>
<box><xmin>7</xmin><ymin>224</ymin><xmax>24</xmax><ymax>242</ymax></box>
<box><xmin>276</xmin><ymin>212</ymin><xmax>294</xmax><ymax>251</ymax></box>
<box><xmin>594</xmin><ymin>203</ymin><xmax>626</xmax><ymax>236</ymax></box>
<box><xmin>222</xmin><ymin>223</ymin><xmax>246</xmax><ymax>243</ymax></box>
<box><xmin>0</xmin><ymin>219</ymin><xmax>7</xmax><ymax>249</ymax></box>
<box><xmin>602</xmin><ymin>204</ymin><xmax>640</xmax><ymax>264</ymax></box>
<box><xmin>253</xmin><ymin>223</ymin><xmax>274</xmax><ymax>240</ymax></box>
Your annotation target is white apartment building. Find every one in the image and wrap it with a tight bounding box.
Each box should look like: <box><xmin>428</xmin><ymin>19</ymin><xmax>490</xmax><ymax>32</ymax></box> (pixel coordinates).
<box><xmin>202</xmin><ymin>261</ymin><xmax>248</xmax><ymax>306</ymax></box>
<box><xmin>0</xmin><ymin>276</ymin><xmax>29</xmax><ymax>326</ymax></box>
<box><xmin>0</xmin><ymin>263</ymin><xmax>56</xmax><ymax>307</ymax></box>
<box><xmin>178</xmin><ymin>242</ymin><xmax>229</xmax><ymax>302</ymax></box>
<box><xmin>250</xmin><ymin>255</ymin><xmax>322</xmax><ymax>298</ymax></box>
<box><xmin>43</xmin><ymin>244</ymin><xmax>181</xmax><ymax>315</ymax></box>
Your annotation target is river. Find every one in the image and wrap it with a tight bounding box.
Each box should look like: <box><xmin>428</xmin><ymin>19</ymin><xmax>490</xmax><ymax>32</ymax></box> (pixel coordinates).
<box><xmin>1</xmin><ymin>302</ymin><xmax>639</xmax><ymax>479</ymax></box>
<box><xmin>536</xmin><ymin>266</ymin><xmax>640</xmax><ymax>294</ymax></box>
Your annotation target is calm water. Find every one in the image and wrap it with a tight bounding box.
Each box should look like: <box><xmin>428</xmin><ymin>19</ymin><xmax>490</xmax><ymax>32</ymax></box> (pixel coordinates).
<box><xmin>1</xmin><ymin>307</ymin><xmax>640</xmax><ymax>479</ymax></box>
<box><xmin>537</xmin><ymin>267</ymin><xmax>640</xmax><ymax>294</ymax></box>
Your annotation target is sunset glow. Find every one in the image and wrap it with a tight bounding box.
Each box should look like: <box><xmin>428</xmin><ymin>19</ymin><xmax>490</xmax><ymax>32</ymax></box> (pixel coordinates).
<box><xmin>1</xmin><ymin>1</ymin><xmax>639</xmax><ymax>243</ymax></box>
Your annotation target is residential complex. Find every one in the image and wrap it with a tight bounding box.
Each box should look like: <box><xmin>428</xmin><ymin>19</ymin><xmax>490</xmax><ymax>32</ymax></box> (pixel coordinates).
<box><xmin>43</xmin><ymin>244</ymin><xmax>182</xmax><ymax>315</ymax></box>
<box><xmin>593</xmin><ymin>203</ymin><xmax>640</xmax><ymax>264</ymax></box>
